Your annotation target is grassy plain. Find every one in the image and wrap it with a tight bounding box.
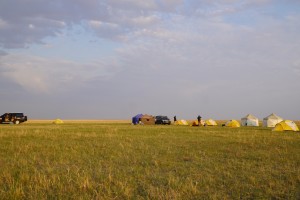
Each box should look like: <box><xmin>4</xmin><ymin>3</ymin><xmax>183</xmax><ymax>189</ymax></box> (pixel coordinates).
<box><xmin>0</xmin><ymin>120</ymin><xmax>300</xmax><ymax>199</ymax></box>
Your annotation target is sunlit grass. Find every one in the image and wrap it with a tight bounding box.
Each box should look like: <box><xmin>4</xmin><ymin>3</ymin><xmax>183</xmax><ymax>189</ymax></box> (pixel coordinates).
<box><xmin>0</xmin><ymin>121</ymin><xmax>299</xmax><ymax>199</ymax></box>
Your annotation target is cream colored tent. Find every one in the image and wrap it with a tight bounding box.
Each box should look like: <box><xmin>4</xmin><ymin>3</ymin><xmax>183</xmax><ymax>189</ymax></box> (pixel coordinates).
<box><xmin>241</xmin><ymin>114</ymin><xmax>259</xmax><ymax>127</ymax></box>
<box><xmin>263</xmin><ymin>113</ymin><xmax>283</xmax><ymax>127</ymax></box>
<box><xmin>53</xmin><ymin>119</ymin><xmax>64</xmax><ymax>124</ymax></box>
<box><xmin>174</xmin><ymin>120</ymin><xmax>189</xmax><ymax>125</ymax></box>
<box><xmin>273</xmin><ymin>120</ymin><xmax>299</xmax><ymax>131</ymax></box>
<box><xmin>205</xmin><ymin>119</ymin><xmax>217</xmax><ymax>126</ymax></box>
<box><xmin>225</xmin><ymin>120</ymin><xmax>240</xmax><ymax>127</ymax></box>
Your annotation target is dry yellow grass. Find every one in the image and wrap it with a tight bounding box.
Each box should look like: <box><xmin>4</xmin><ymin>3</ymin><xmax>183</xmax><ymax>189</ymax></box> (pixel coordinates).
<box><xmin>27</xmin><ymin>119</ymin><xmax>131</xmax><ymax>124</ymax></box>
<box><xmin>0</xmin><ymin>121</ymin><xmax>299</xmax><ymax>199</ymax></box>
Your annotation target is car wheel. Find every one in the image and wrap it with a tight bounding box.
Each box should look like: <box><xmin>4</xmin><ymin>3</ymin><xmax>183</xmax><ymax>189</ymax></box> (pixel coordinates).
<box><xmin>14</xmin><ymin>120</ymin><xmax>20</xmax><ymax>124</ymax></box>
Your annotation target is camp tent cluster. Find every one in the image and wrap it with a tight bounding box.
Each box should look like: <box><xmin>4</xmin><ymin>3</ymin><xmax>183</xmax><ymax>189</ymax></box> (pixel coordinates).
<box><xmin>132</xmin><ymin>113</ymin><xmax>298</xmax><ymax>131</ymax></box>
<box><xmin>261</xmin><ymin>113</ymin><xmax>299</xmax><ymax>131</ymax></box>
<box><xmin>132</xmin><ymin>114</ymin><xmax>218</xmax><ymax>126</ymax></box>
<box><xmin>51</xmin><ymin>113</ymin><xmax>298</xmax><ymax>132</ymax></box>
<box><xmin>223</xmin><ymin>113</ymin><xmax>298</xmax><ymax>131</ymax></box>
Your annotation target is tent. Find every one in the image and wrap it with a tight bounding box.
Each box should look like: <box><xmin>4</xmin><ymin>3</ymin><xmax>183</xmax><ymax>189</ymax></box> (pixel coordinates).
<box><xmin>191</xmin><ymin>120</ymin><xmax>205</xmax><ymax>126</ymax></box>
<box><xmin>132</xmin><ymin>114</ymin><xmax>143</xmax><ymax>125</ymax></box>
<box><xmin>241</xmin><ymin>114</ymin><xmax>259</xmax><ymax>127</ymax></box>
<box><xmin>273</xmin><ymin>120</ymin><xmax>299</xmax><ymax>132</ymax></box>
<box><xmin>263</xmin><ymin>113</ymin><xmax>283</xmax><ymax>127</ymax></box>
<box><xmin>205</xmin><ymin>119</ymin><xmax>218</xmax><ymax>126</ymax></box>
<box><xmin>53</xmin><ymin>119</ymin><xmax>64</xmax><ymax>124</ymax></box>
<box><xmin>191</xmin><ymin>120</ymin><xmax>199</xmax><ymax>126</ymax></box>
<box><xmin>140</xmin><ymin>114</ymin><xmax>155</xmax><ymax>125</ymax></box>
<box><xmin>174</xmin><ymin>120</ymin><xmax>189</xmax><ymax>126</ymax></box>
<box><xmin>225</xmin><ymin>120</ymin><xmax>240</xmax><ymax>127</ymax></box>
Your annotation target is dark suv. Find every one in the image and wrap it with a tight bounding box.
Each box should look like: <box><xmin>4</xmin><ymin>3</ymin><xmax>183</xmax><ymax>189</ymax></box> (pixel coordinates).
<box><xmin>0</xmin><ymin>113</ymin><xmax>28</xmax><ymax>124</ymax></box>
<box><xmin>155</xmin><ymin>116</ymin><xmax>171</xmax><ymax>125</ymax></box>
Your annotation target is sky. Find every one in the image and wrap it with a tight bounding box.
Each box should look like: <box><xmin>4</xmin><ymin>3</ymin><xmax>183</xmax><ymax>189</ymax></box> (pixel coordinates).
<box><xmin>0</xmin><ymin>0</ymin><xmax>300</xmax><ymax>120</ymax></box>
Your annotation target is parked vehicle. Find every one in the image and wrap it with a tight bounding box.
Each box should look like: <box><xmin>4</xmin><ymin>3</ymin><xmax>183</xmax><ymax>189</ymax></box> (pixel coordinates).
<box><xmin>155</xmin><ymin>116</ymin><xmax>171</xmax><ymax>125</ymax></box>
<box><xmin>0</xmin><ymin>113</ymin><xmax>28</xmax><ymax>124</ymax></box>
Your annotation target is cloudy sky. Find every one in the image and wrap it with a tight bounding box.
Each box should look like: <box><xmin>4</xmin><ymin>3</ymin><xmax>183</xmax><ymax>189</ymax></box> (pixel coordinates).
<box><xmin>0</xmin><ymin>0</ymin><xmax>300</xmax><ymax>120</ymax></box>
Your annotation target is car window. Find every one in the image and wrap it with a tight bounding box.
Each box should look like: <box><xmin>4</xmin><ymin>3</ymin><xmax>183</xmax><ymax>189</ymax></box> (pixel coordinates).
<box><xmin>15</xmin><ymin>113</ymin><xmax>24</xmax><ymax>117</ymax></box>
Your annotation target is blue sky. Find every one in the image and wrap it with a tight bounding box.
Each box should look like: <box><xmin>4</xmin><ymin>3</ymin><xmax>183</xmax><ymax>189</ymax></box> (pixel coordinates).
<box><xmin>0</xmin><ymin>0</ymin><xmax>300</xmax><ymax>120</ymax></box>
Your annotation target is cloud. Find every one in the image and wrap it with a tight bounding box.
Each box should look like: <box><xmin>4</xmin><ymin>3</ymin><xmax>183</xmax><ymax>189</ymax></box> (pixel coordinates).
<box><xmin>0</xmin><ymin>49</ymin><xmax>7</xmax><ymax>56</ymax></box>
<box><xmin>0</xmin><ymin>16</ymin><xmax>67</xmax><ymax>48</ymax></box>
<box><xmin>0</xmin><ymin>0</ymin><xmax>104</xmax><ymax>48</ymax></box>
<box><xmin>88</xmin><ymin>20</ymin><xmax>123</xmax><ymax>40</ymax></box>
<box><xmin>130</xmin><ymin>15</ymin><xmax>160</xmax><ymax>26</ymax></box>
<box><xmin>1</xmin><ymin>0</ymin><xmax>300</xmax><ymax>119</ymax></box>
<box><xmin>1</xmin><ymin>0</ymin><xmax>291</xmax><ymax>48</ymax></box>
<box><xmin>0</xmin><ymin>53</ymin><xmax>118</xmax><ymax>93</ymax></box>
<box><xmin>2</xmin><ymin>5</ymin><xmax>300</xmax><ymax>95</ymax></box>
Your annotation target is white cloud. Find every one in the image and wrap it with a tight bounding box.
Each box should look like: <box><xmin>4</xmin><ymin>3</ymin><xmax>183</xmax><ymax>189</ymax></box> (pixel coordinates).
<box><xmin>0</xmin><ymin>54</ymin><xmax>118</xmax><ymax>93</ymax></box>
<box><xmin>89</xmin><ymin>20</ymin><xmax>119</xmax><ymax>29</ymax></box>
<box><xmin>1</xmin><ymin>0</ymin><xmax>300</xmax><ymax>119</ymax></box>
<box><xmin>0</xmin><ymin>0</ymin><xmax>281</xmax><ymax>48</ymax></box>
<box><xmin>131</xmin><ymin>15</ymin><xmax>160</xmax><ymax>26</ymax></box>
<box><xmin>1</xmin><ymin>0</ymin><xmax>297</xmax><ymax>49</ymax></box>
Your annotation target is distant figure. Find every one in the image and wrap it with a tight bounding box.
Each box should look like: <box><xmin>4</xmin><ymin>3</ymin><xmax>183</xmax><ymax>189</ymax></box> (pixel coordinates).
<box><xmin>174</xmin><ymin>116</ymin><xmax>177</xmax><ymax>122</ymax></box>
<box><xmin>197</xmin><ymin>115</ymin><xmax>202</xmax><ymax>126</ymax></box>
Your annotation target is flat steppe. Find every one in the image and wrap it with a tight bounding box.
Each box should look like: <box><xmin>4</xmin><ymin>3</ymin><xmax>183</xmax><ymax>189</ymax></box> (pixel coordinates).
<box><xmin>0</xmin><ymin>120</ymin><xmax>299</xmax><ymax>199</ymax></box>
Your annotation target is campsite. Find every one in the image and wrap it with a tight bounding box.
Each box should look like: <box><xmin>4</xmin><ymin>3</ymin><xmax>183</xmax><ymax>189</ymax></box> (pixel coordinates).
<box><xmin>0</xmin><ymin>119</ymin><xmax>299</xmax><ymax>199</ymax></box>
<box><xmin>1</xmin><ymin>0</ymin><xmax>300</xmax><ymax>198</ymax></box>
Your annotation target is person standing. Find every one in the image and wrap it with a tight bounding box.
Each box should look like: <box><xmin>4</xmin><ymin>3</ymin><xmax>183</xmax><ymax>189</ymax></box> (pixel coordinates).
<box><xmin>197</xmin><ymin>115</ymin><xmax>201</xmax><ymax>126</ymax></box>
<box><xmin>174</xmin><ymin>116</ymin><xmax>177</xmax><ymax>122</ymax></box>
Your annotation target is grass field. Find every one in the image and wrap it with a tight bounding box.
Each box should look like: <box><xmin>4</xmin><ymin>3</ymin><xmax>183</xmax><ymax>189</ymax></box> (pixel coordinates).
<box><xmin>0</xmin><ymin>120</ymin><xmax>300</xmax><ymax>199</ymax></box>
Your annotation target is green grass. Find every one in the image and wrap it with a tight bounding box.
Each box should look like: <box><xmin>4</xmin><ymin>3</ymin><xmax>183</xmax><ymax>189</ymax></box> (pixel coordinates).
<box><xmin>0</xmin><ymin>122</ymin><xmax>300</xmax><ymax>199</ymax></box>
